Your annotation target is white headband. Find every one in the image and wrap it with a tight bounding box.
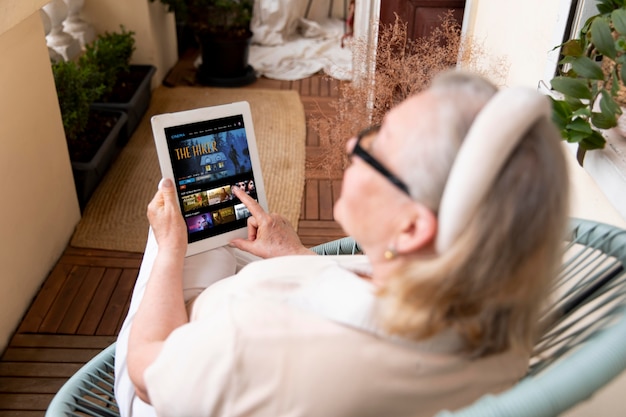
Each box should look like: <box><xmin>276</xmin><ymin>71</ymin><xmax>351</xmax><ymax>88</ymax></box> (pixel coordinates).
<box><xmin>435</xmin><ymin>87</ymin><xmax>551</xmax><ymax>254</ymax></box>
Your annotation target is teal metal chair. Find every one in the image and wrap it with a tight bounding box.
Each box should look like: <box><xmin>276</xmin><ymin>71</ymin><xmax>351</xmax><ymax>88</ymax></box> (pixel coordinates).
<box><xmin>45</xmin><ymin>342</ymin><xmax>117</xmax><ymax>416</ymax></box>
<box><xmin>45</xmin><ymin>218</ymin><xmax>626</xmax><ymax>417</ymax></box>
<box><xmin>436</xmin><ymin>218</ymin><xmax>626</xmax><ymax>416</ymax></box>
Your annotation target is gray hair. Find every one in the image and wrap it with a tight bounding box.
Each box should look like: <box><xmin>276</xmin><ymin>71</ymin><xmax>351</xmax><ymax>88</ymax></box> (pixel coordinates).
<box><xmin>379</xmin><ymin>70</ymin><xmax>570</xmax><ymax>357</ymax></box>
<box><xmin>396</xmin><ymin>70</ymin><xmax>497</xmax><ymax>212</ymax></box>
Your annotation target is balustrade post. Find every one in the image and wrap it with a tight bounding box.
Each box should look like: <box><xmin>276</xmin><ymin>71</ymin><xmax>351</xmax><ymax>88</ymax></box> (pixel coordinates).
<box><xmin>63</xmin><ymin>0</ymin><xmax>95</xmax><ymax>49</ymax></box>
<box><xmin>40</xmin><ymin>9</ymin><xmax>63</xmax><ymax>63</ymax></box>
<box><xmin>42</xmin><ymin>0</ymin><xmax>81</xmax><ymax>61</ymax></box>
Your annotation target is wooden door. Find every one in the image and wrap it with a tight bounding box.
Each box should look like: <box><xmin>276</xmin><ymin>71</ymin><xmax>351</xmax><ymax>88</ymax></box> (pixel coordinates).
<box><xmin>380</xmin><ymin>0</ymin><xmax>466</xmax><ymax>40</ymax></box>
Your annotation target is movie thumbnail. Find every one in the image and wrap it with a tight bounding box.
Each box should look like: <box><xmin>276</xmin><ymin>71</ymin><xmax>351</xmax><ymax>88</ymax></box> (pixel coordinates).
<box><xmin>207</xmin><ymin>185</ymin><xmax>234</xmax><ymax>206</ymax></box>
<box><xmin>182</xmin><ymin>191</ymin><xmax>209</xmax><ymax>213</ymax></box>
<box><xmin>186</xmin><ymin>213</ymin><xmax>214</xmax><ymax>233</ymax></box>
<box><xmin>234</xmin><ymin>202</ymin><xmax>251</xmax><ymax>220</ymax></box>
<box><xmin>233</xmin><ymin>179</ymin><xmax>256</xmax><ymax>195</ymax></box>
<box><xmin>211</xmin><ymin>206</ymin><xmax>236</xmax><ymax>226</ymax></box>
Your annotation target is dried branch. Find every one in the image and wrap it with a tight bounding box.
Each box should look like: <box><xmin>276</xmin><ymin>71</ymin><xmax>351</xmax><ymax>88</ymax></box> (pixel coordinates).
<box><xmin>309</xmin><ymin>11</ymin><xmax>507</xmax><ymax>175</ymax></box>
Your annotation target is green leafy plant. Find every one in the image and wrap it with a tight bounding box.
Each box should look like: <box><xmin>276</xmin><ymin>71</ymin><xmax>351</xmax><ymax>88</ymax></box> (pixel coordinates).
<box><xmin>80</xmin><ymin>26</ymin><xmax>136</xmax><ymax>95</ymax></box>
<box><xmin>550</xmin><ymin>0</ymin><xmax>626</xmax><ymax>165</ymax></box>
<box><xmin>52</xmin><ymin>59</ymin><xmax>105</xmax><ymax>144</ymax></box>
<box><xmin>149</xmin><ymin>0</ymin><xmax>253</xmax><ymax>38</ymax></box>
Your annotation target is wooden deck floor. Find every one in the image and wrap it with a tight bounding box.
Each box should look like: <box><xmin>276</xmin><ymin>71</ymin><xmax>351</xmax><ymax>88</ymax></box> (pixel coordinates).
<box><xmin>0</xmin><ymin>72</ymin><xmax>347</xmax><ymax>416</ymax></box>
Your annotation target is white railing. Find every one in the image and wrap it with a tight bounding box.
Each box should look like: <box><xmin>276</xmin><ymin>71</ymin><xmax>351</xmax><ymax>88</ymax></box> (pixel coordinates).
<box><xmin>40</xmin><ymin>0</ymin><xmax>94</xmax><ymax>61</ymax></box>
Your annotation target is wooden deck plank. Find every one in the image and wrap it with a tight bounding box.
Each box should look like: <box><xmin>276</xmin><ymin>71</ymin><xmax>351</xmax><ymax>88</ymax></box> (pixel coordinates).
<box><xmin>319</xmin><ymin>180</ymin><xmax>335</xmax><ymax>220</ymax></box>
<box><xmin>298</xmin><ymin>220</ymin><xmax>342</xmax><ymax>228</ymax></box>
<box><xmin>0</xmin><ymin>363</ymin><xmax>82</xmax><ymax>378</ymax></box>
<box><xmin>302</xmin><ymin>237</ymin><xmax>347</xmax><ymax>248</ymax></box>
<box><xmin>58</xmin><ymin>254</ymin><xmax>142</xmax><ymax>269</ymax></box>
<box><xmin>299</xmin><ymin>228</ymin><xmax>345</xmax><ymax>238</ymax></box>
<box><xmin>0</xmin><ymin>393</ymin><xmax>54</xmax><ymax>410</ymax></box>
<box><xmin>77</xmin><ymin>268</ymin><xmax>123</xmax><ymax>335</ymax></box>
<box><xmin>320</xmin><ymin>75</ymin><xmax>331</xmax><ymax>97</ymax></box>
<box><xmin>1</xmin><ymin>348</ymin><xmax>101</xmax><ymax>364</ymax></box>
<box><xmin>61</xmin><ymin>247</ymin><xmax>144</xmax><ymax>260</ymax></box>
<box><xmin>95</xmin><ymin>268</ymin><xmax>137</xmax><ymax>336</ymax></box>
<box><xmin>300</xmin><ymin>77</ymin><xmax>312</xmax><ymax>96</ymax></box>
<box><xmin>332</xmin><ymin>179</ymin><xmax>343</xmax><ymax>205</ymax></box>
<box><xmin>0</xmin><ymin>377</ymin><xmax>65</xmax><ymax>394</ymax></box>
<box><xmin>306</xmin><ymin>124</ymin><xmax>319</xmax><ymax>147</ymax></box>
<box><xmin>310</xmin><ymin>75</ymin><xmax>321</xmax><ymax>97</ymax></box>
<box><xmin>17</xmin><ymin>263</ymin><xmax>73</xmax><ymax>334</ymax></box>
<box><xmin>304</xmin><ymin>179</ymin><xmax>320</xmax><ymax>220</ymax></box>
<box><xmin>329</xmin><ymin>78</ymin><xmax>342</xmax><ymax>97</ymax></box>
<box><xmin>38</xmin><ymin>266</ymin><xmax>90</xmax><ymax>334</ymax></box>
<box><xmin>56</xmin><ymin>267</ymin><xmax>106</xmax><ymax>334</ymax></box>
<box><xmin>9</xmin><ymin>335</ymin><xmax>115</xmax><ymax>349</ymax></box>
<box><xmin>0</xmin><ymin>411</ymin><xmax>45</xmax><ymax>417</ymax></box>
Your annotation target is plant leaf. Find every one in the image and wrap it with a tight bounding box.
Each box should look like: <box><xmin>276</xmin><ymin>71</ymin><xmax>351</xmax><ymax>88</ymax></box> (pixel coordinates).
<box><xmin>566</xmin><ymin>129</ymin><xmax>590</xmax><ymax>143</ymax></box>
<box><xmin>612</xmin><ymin>9</ymin><xmax>626</xmax><ymax>35</ymax></box>
<box><xmin>550</xmin><ymin>76</ymin><xmax>592</xmax><ymax>100</ymax></box>
<box><xmin>576</xmin><ymin>146</ymin><xmax>586</xmax><ymax>166</ymax></box>
<box><xmin>580</xmin><ymin>130</ymin><xmax>607</xmax><ymax>150</ymax></box>
<box><xmin>597</xmin><ymin>0</ymin><xmax>623</xmax><ymax>15</ymax></box>
<box><xmin>591</xmin><ymin>17</ymin><xmax>617</xmax><ymax>59</ymax></box>
<box><xmin>551</xmin><ymin>76</ymin><xmax>593</xmax><ymax>100</ymax></box>
<box><xmin>591</xmin><ymin>110</ymin><xmax>618</xmax><ymax>129</ymax></box>
<box><xmin>599</xmin><ymin>88</ymin><xmax>623</xmax><ymax>114</ymax></box>
<box><xmin>571</xmin><ymin>56</ymin><xmax>605</xmax><ymax>79</ymax></box>
<box><xmin>560</xmin><ymin>39</ymin><xmax>584</xmax><ymax>57</ymax></box>
<box><xmin>567</xmin><ymin>117</ymin><xmax>594</xmax><ymax>134</ymax></box>
<box><xmin>550</xmin><ymin>96</ymin><xmax>570</xmax><ymax>115</ymax></box>
<box><xmin>619</xmin><ymin>59</ymin><xmax>626</xmax><ymax>84</ymax></box>
<box><xmin>610</xmin><ymin>69</ymin><xmax>621</xmax><ymax>96</ymax></box>
<box><xmin>550</xmin><ymin>98</ymin><xmax>572</xmax><ymax>130</ymax></box>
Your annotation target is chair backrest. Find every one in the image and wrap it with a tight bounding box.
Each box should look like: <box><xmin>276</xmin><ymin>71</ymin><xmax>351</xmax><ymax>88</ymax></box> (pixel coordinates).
<box><xmin>435</xmin><ymin>218</ymin><xmax>626</xmax><ymax>416</ymax></box>
<box><xmin>45</xmin><ymin>343</ymin><xmax>118</xmax><ymax>416</ymax></box>
<box><xmin>46</xmin><ymin>219</ymin><xmax>626</xmax><ymax>417</ymax></box>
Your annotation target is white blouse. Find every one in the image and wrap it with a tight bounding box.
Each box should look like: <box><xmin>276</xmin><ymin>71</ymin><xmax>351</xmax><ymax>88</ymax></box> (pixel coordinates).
<box><xmin>143</xmin><ymin>255</ymin><xmax>529</xmax><ymax>417</ymax></box>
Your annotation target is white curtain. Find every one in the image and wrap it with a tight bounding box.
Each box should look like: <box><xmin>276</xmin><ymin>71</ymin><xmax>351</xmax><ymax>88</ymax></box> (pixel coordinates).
<box><xmin>249</xmin><ymin>0</ymin><xmax>353</xmax><ymax>80</ymax></box>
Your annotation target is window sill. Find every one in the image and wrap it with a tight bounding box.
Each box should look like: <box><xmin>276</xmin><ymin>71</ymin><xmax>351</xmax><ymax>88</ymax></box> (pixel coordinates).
<box><xmin>578</xmin><ymin>128</ymin><xmax>626</xmax><ymax>221</ymax></box>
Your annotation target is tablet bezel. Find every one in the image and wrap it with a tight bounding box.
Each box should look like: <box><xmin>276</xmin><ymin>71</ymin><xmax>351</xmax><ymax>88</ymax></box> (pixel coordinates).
<box><xmin>151</xmin><ymin>101</ymin><xmax>268</xmax><ymax>256</ymax></box>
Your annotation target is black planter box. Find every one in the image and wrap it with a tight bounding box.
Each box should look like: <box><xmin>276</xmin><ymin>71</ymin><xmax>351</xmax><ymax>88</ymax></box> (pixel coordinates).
<box><xmin>72</xmin><ymin>110</ymin><xmax>128</xmax><ymax>209</ymax></box>
<box><xmin>92</xmin><ymin>65</ymin><xmax>156</xmax><ymax>143</ymax></box>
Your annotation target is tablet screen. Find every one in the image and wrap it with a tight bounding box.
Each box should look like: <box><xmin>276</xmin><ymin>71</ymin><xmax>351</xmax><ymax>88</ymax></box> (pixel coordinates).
<box><xmin>164</xmin><ymin>114</ymin><xmax>258</xmax><ymax>244</ymax></box>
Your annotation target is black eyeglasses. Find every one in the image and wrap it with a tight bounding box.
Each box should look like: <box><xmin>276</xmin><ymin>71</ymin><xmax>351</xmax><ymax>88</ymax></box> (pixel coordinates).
<box><xmin>351</xmin><ymin>125</ymin><xmax>411</xmax><ymax>196</ymax></box>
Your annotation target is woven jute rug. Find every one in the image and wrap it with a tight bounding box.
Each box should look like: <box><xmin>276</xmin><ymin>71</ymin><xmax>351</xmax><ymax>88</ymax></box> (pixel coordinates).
<box><xmin>71</xmin><ymin>86</ymin><xmax>306</xmax><ymax>253</ymax></box>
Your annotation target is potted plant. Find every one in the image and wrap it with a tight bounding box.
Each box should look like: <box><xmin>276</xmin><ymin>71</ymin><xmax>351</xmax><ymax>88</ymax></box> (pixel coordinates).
<box><xmin>52</xmin><ymin>58</ymin><xmax>128</xmax><ymax>209</ymax></box>
<box><xmin>549</xmin><ymin>0</ymin><xmax>626</xmax><ymax>165</ymax></box>
<box><xmin>86</xmin><ymin>27</ymin><xmax>157</xmax><ymax>141</ymax></box>
<box><xmin>149</xmin><ymin>0</ymin><xmax>256</xmax><ymax>86</ymax></box>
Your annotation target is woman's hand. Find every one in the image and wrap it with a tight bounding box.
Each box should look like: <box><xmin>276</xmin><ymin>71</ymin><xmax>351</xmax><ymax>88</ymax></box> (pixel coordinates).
<box><xmin>128</xmin><ymin>178</ymin><xmax>189</xmax><ymax>403</ymax></box>
<box><xmin>147</xmin><ymin>178</ymin><xmax>187</xmax><ymax>257</ymax></box>
<box><xmin>230</xmin><ymin>186</ymin><xmax>314</xmax><ymax>258</ymax></box>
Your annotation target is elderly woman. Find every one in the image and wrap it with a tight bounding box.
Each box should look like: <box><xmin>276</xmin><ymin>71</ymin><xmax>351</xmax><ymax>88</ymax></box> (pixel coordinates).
<box><xmin>115</xmin><ymin>70</ymin><xmax>569</xmax><ymax>417</ymax></box>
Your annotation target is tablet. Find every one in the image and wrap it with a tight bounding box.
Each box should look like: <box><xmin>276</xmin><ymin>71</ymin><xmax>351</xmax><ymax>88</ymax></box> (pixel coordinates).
<box><xmin>151</xmin><ymin>101</ymin><xmax>268</xmax><ymax>256</ymax></box>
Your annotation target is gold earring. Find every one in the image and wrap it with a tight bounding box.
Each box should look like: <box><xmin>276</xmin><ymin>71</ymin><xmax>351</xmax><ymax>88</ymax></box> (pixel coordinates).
<box><xmin>384</xmin><ymin>247</ymin><xmax>397</xmax><ymax>260</ymax></box>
